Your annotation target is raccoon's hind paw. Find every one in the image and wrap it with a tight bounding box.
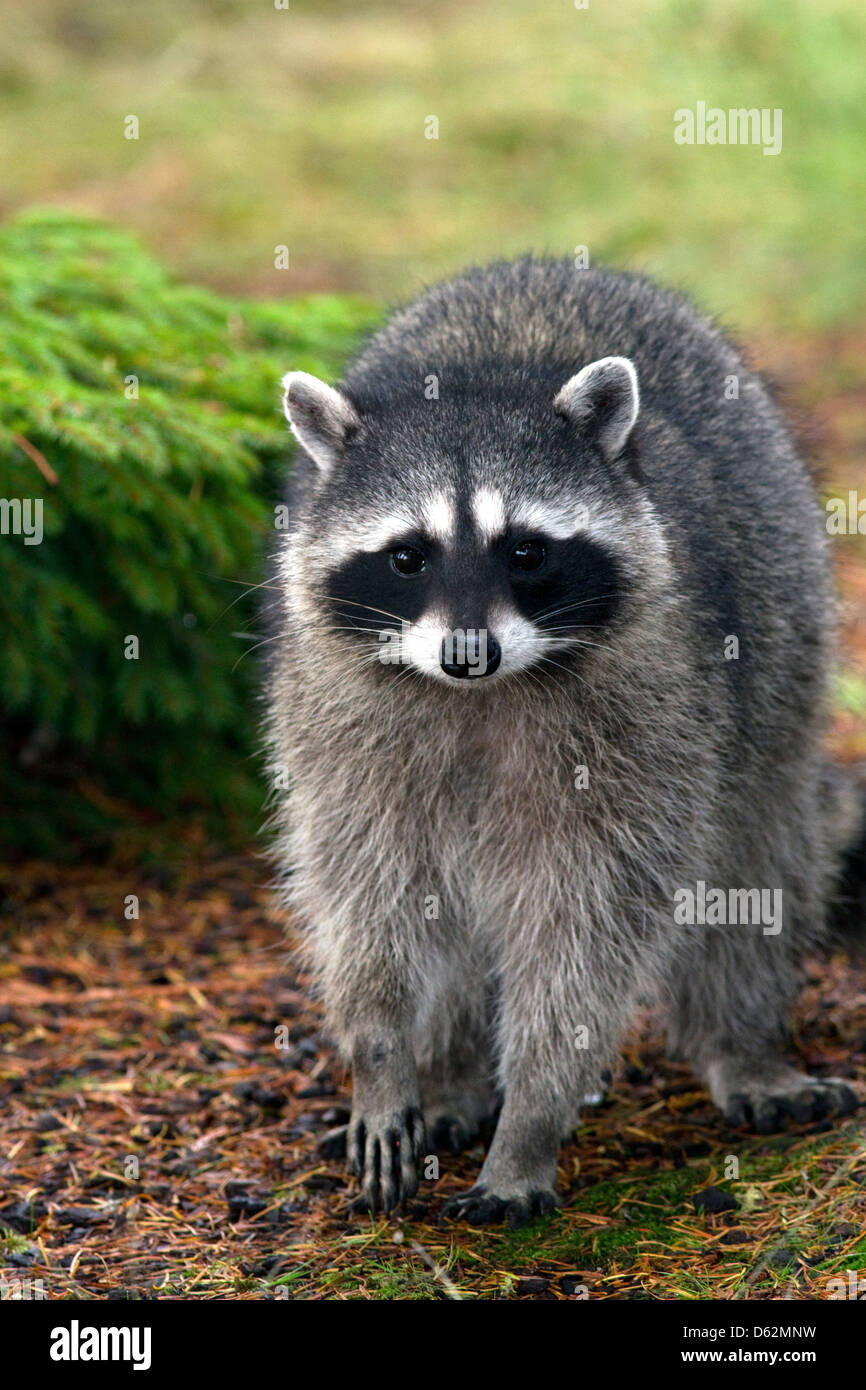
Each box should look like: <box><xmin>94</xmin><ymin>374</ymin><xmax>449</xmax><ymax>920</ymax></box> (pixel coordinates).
<box><xmin>429</xmin><ymin>1114</ymin><xmax>479</xmax><ymax>1154</ymax></box>
<box><xmin>441</xmin><ymin>1184</ymin><xmax>559</xmax><ymax>1228</ymax></box>
<box><xmin>346</xmin><ymin>1105</ymin><xmax>426</xmax><ymax>1213</ymax></box>
<box><xmin>718</xmin><ymin>1074</ymin><xmax>859</xmax><ymax>1134</ymax></box>
<box><xmin>425</xmin><ymin>1097</ymin><xmax>497</xmax><ymax>1154</ymax></box>
<box><xmin>420</xmin><ymin>1076</ymin><xmax>497</xmax><ymax>1153</ymax></box>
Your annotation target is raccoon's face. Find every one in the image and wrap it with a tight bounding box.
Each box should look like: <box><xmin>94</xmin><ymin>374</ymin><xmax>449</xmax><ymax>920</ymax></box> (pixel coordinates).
<box><xmin>281</xmin><ymin>358</ymin><xmax>662</xmax><ymax>686</ymax></box>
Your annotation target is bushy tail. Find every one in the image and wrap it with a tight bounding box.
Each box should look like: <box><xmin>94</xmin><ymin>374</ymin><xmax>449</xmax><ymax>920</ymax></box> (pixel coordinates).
<box><xmin>824</xmin><ymin>764</ymin><xmax>866</xmax><ymax>954</ymax></box>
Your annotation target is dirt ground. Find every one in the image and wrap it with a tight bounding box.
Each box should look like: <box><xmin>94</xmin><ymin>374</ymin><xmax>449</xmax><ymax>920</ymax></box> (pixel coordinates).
<box><xmin>1</xmin><ymin>852</ymin><xmax>865</xmax><ymax>1301</ymax></box>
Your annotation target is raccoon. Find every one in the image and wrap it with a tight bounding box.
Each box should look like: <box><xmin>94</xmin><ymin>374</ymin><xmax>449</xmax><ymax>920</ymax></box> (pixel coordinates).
<box><xmin>266</xmin><ymin>257</ymin><xmax>863</xmax><ymax>1226</ymax></box>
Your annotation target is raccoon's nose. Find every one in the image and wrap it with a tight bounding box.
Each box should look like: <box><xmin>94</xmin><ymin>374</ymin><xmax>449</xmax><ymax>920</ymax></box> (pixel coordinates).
<box><xmin>440</xmin><ymin>633</ymin><xmax>501</xmax><ymax>679</ymax></box>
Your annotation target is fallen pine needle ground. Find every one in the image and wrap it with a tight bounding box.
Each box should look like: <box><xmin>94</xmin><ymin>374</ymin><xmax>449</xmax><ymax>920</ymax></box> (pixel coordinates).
<box><xmin>1</xmin><ymin>855</ymin><xmax>865</xmax><ymax>1301</ymax></box>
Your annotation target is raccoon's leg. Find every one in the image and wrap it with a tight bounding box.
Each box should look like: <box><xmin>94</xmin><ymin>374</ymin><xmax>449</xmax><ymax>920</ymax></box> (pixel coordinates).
<box><xmin>668</xmin><ymin>930</ymin><xmax>858</xmax><ymax>1133</ymax></box>
<box><xmin>440</xmin><ymin>1094</ymin><xmax>564</xmax><ymax>1227</ymax></box>
<box><xmin>415</xmin><ymin>989</ymin><xmax>497</xmax><ymax>1154</ymax></box>
<box><xmin>442</xmin><ymin>940</ymin><xmax>628</xmax><ymax>1227</ymax></box>
<box><xmin>344</xmin><ymin>1033</ymin><xmax>427</xmax><ymax>1212</ymax></box>
<box><xmin>313</xmin><ymin>913</ymin><xmax>427</xmax><ymax>1213</ymax></box>
<box><xmin>318</xmin><ymin>981</ymin><xmax>494</xmax><ymax>1166</ymax></box>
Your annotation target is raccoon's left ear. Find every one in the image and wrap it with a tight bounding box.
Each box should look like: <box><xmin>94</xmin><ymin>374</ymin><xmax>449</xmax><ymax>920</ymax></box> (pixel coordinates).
<box><xmin>281</xmin><ymin>371</ymin><xmax>360</xmax><ymax>474</ymax></box>
<box><xmin>553</xmin><ymin>356</ymin><xmax>639</xmax><ymax>462</ymax></box>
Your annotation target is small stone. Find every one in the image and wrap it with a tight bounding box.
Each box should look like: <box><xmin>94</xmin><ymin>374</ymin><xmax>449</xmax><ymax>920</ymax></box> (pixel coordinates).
<box><xmin>0</xmin><ymin>1199</ymin><xmax>46</xmax><ymax>1231</ymax></box>
<box><xmin>303</xmin><ymin>1174</ymin><xmax>341</xmax><ymax>1192</ymax></box>
<box><xmin>832</xmin><ymin>1221</ymin><xmax>859</xmax><ymax>1238</ymax></box>
<box><xmin>52</xmin><ymin>1206</ymin><xmax>109</xmax><ymax>1226</ymax></box>
<box><xmin>31</xmin><ymin>1112</ymin><xmax>62</xmax><ymax>1133</ymax></box>
<box><xmin>226</xmin><ymin>1192</ymin><xmax>268</xmax><ymax>1221</ymax></box>
<box><xmin>693</xmin><ymin>1186</ymin><xmax>737</xmax><ymax>1214</ymax></box>
<box><xmin>251</xmin><ymin>1088</ymin><xmax>284</xmax><ymax>1110</ymax></box>
<box><xmin>5</xmin><ymin>1249</ymin><xmax>35</xmax><ymax>1267</ymax></box>
<box><xmin>516</xmin><ymin>1275</ymin><xmax>549</xmax><ymax>1295</ymax></box>
<box><xmin>560</xmin><ymin>1277</ymin><xmax>587</xmax><ymax>1297</ymax></box>
<box><xmin>297</xmin><ymin>1080</ymin><xmax>336</xmax><ymax>1099</ymax></box>
<box><xmin>233</xmin><ymin>1082</ymin><xmax>284</xmax><ymax>1109</ymax></box>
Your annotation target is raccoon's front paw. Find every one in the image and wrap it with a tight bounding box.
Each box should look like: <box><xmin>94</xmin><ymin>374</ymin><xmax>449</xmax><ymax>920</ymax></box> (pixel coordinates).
<box><xmin>442</xmin><ymin>1182</ymin><xmax>559</xmax><ymax>1228</ymax></box>
<box><xmin>346</xmin><ymin>1105</ymin><xmax>426</xmax><ymax>1213</ymax></box>
<box><xmin>713</xmin><ymin>1070</ymin><xmax>859</xmax><ymax>1134</ymax></box>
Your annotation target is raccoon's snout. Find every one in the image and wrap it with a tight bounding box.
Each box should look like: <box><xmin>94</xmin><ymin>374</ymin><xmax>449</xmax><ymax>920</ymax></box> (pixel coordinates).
<box><xmin>440</xmin><ymin>632</ymin><xmax>501</xmax><ymax>679</ymax></box>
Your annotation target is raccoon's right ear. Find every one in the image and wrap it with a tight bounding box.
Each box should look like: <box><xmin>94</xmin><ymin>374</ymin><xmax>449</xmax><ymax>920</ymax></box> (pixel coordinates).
<box><xmin>553</xmin><ymin>356</ymin><xmax>639</xmax><ymax>462</ymax></box>
<box><xmin>281</xmin><ymin>371</ymin><xmax>360</xmax><ymax>474</ymax></box>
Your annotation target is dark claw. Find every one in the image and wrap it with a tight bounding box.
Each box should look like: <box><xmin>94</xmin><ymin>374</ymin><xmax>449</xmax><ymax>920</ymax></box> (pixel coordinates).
<box><xmin>793</xmin><ymin>1088</ymin><xmax>830</xmax><ymax>1123</ymax></box>
<box><xmin>347</xmin><ymin>1117</ymin><xmax>366</xmax><ymax>1176</ymax></box>
<box><xmin>753</xmin><ymin>1096</ymin><xmax>784</xmax><ymax>1134</ymax></box>
<box><xmin>834</xmin><ymin>1084</ymin><xmax>859</xmax><ymax>1116</ymax></box>
<box><xmin>362</xmin><ymin>1136</ymin><xmax>381</xmax><ymax>1210</ymax></box>
<box><xmin>444</xmin><ymin>1191</ymin><xmax>506</xmax><ymax>1226</ymax></box>
<box><xmin>348</xmin><ymin>1105</ymin><xmax>425</xmax><ymax>1213</ymax></box>
<box><xmin>725</xmin><ymin>1081</ymin><xmax>860</xmax><ymax>1133</ymax></box>
<box><xmin>723</xmin><ymin>1093</ymin><xmax>751</xmax><ymax>1128</ymax></box>
<box><xmin>442</xmin><ymin>1186</ymin><xmax>558</xmax><ymax>1228</ymax></box>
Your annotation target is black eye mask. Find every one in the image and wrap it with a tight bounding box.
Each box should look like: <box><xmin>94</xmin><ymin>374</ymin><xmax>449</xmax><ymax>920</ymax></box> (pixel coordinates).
<box><xmin>325</xmin><ymin>531</ymin><xmax>626</xmax><ymax>645</ymax></box>
<box><xmin>498</xmin><ymin>533</ymin><xmax>626</xmax><ymax>633</ymax></box>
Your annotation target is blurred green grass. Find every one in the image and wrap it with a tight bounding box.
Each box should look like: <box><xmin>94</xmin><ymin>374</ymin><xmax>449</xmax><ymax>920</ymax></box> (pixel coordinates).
<box><xmin>0</xmin><ymin>0</ymin><xmax>864</xmax><ymax>333</ymax></box>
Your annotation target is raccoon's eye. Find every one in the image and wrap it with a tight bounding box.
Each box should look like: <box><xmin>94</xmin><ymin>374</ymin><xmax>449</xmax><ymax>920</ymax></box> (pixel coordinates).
<box><xmin>390</xmin><ymin>545</ymin><xmax>426</xmax><ymax>576</ymax></box>
<box><xmin>510</xmin><ymin>539</ymin><xmax>546</xmax><ymax>572</ymax></box>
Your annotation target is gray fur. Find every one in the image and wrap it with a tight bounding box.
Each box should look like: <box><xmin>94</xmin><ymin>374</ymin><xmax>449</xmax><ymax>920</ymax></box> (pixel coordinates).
<box><xmin>265</xmin><ymin>257</ymin><xmax>860</xmax><ymax>1225</ymax></box>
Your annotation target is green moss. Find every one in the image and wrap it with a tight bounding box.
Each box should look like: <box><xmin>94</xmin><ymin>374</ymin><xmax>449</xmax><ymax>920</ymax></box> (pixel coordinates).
<box><xmin>0</xmin><ymin>1231</ymin><xmax>34</xmax><ymax>1257</ymax></box>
